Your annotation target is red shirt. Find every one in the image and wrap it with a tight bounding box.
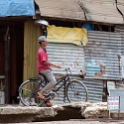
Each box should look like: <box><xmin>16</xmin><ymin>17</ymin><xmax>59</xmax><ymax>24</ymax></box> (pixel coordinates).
<box><xmin>37</xmin><ymin>47</ymin><xmax>51</xmax><ymax>73</ymax></box>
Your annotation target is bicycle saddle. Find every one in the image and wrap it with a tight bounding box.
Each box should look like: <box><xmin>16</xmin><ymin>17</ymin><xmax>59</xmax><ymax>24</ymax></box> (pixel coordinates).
<box><xmin>29</xmin><ymin>77</ymin><xmax>38</xmax><ymax>81</ymax></box>
<box><xmin>39</xmin><ymin>73</ymin><xmax>47</xmax><ymax>79</ymax></box>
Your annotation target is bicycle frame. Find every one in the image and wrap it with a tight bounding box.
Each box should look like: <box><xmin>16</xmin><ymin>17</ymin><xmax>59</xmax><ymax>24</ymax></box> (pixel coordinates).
<box><xmin>19</xmin><ymin>69</ymin><xmax>72</xmax><ymax>103</ymax></box>
<box><xmin>39</xmin><ymin>69</ymin><xmax>72</xmax><ymax>93</ymax></box>
<box><xmin>19</xmin><ymin>68</ymin><xmax>88</xmax><ymax>106</ymax></box>
<box><xmin>54</xmin><ymin>74</ymin><xmax>70</xmax><ymax>92</ymax></box>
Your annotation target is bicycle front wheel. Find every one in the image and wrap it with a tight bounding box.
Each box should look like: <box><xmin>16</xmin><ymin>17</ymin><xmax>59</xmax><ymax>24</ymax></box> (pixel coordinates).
<box><xmin>19</xmin><ymin>79</ymin><xmax>44</xmax><ymax>106</ymax></box>
<box><xmin>66</xmin><ymin>79</ymin><xmax>88</xmax><ymax>102</ymax></box>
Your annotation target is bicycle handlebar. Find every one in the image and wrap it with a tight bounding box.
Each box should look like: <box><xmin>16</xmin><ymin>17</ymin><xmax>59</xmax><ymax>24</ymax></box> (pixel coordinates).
<box><xmin>64</xmin><ymin>68</ymin><xmax>86</xmax><ymax>77</ymax></box>
<box><xmin>64</xmin><ymin>68</ymin><xmax>72</xmax><ymax>76</ymax></box>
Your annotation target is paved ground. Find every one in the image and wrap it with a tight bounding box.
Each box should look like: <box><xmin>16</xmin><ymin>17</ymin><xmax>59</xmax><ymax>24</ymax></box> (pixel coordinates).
<box><xmin>7</xmin><ymin>120</ymin><xmax>124</xmax><ymax>124</ymax></box>
<box><xmin>0</xmin><ymin>103</ymin><xmax>124</xmax><ymax>123</ymax></box>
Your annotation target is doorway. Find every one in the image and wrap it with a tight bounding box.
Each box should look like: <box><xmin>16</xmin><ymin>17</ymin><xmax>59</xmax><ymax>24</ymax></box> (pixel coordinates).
<box><xmin>0</xmin><ymin>20</ymin><xmax>24</xmax><ymax>104</ymax></box>
<box><xmin>10</xmin><ymin>21</ymin><xmax>24</xmax><ymax>104</ymax></box>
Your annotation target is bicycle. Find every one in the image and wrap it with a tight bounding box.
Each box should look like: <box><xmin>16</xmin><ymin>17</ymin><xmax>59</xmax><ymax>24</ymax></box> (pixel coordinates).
<box><xmin>18</xmin><ymin>68</ymin><xmax>88</xmax><ymax>107</ymax></box>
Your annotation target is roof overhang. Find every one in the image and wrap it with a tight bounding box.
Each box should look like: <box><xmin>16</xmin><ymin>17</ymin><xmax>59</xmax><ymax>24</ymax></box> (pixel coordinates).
<box><xmin>78</xmin><ymin>0</ymin><xmax>124</xmax><ymax>24</ymax></box>
<box><xmin>35</xmin><ymin>0</ymin><xmax>86</xmax><ymax>21</ymax></box>
<box><xmin>0</xmin><ymin>0</ymin><xmax>35</xmax><ymax>17</ymax></box>
<box><xmin>35</xmin><ymin>0</ymin><xmax>124</xmax><ymax>24</ymax></box>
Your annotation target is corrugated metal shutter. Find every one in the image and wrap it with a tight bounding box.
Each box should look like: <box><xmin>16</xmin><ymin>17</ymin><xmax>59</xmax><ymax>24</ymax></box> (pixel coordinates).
<box><xmin>115</xmin><ymin>25</ymin><xmax>124</xmax><ymax>55</ymax></box>
<box><xmin>47</xmin><ymin>43</ymin><xmax>85</xmax><ymax>75</ymax></box>
<box><xmin>47</xmin><ymin>43</ymin><xmax>103</xmax><ymax>104</ymax></box>
<box><xmin>83</xmin><ymin>79</ymin><xmax>103</xmax><ymax>103</ymax></box>
<box><xmin>115</xmin><ymin>25</ymin><xmax>124</xmax><ymax>78</ymax></box>
<box><xmin>84</xmin><ymin>31</ymin><xmax>122</xmax><ymax>80</ymax></box>
<box><xmin>51</xmin><ymin>75</ymin><xmax>103</xmax><ymax>104</ymax></box>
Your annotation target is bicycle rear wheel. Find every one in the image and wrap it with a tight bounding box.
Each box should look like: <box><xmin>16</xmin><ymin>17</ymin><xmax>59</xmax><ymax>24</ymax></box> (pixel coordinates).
<box><xmin>19</xmin><ymin>79</ymin><xmax>44</xmax><ymax>106</ymax></box>
<box><xmin>66</xmin><ymin>79</ymin><xmax>88</xmax><ymax>102</ymax></box>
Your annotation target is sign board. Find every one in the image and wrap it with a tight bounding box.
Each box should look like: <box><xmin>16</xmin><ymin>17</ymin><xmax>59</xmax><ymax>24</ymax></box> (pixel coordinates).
<box><xmin>107</xmin><ymin>81</ymin><xmax>115</xmax><ymax>94</ymax></box>
<box><xmin>110</xmin><ymin>89</ymin><xmax>124</xmax><ymax>112</ymax></box>
<box><xmin>107</xmin><ymin>96</ymin><xmax>120</xmax><ymax>110</ymax></box>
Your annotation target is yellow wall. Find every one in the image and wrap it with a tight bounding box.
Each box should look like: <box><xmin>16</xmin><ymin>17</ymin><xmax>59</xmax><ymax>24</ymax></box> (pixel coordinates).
<box><xmin>23</xmin><ymin>19</ymin><xmax>41</xmax><ymax>81</ymax></box>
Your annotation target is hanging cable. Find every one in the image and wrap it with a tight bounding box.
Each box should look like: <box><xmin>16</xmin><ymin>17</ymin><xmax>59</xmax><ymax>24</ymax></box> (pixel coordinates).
<box><xmin>115</xmin><ymin>0</ymin><xmax>124</xmax><ymax>21</ymax></box>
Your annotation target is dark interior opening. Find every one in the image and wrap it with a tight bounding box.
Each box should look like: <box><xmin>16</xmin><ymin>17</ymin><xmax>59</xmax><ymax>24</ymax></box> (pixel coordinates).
<box><xmin>10</xmin><ymin>21</ymin><xmax>24</xmax><ymax>104</ymax></box>
<box><xmin>48</xmin><ymin>19</ymin><xmax>115</xmax><ymax>32</ymax></box>
<box><xmin>0</xmin><ymin>27</ymin><xmax>5</xmax><ymax>76</ymax></box>
<box><xmin>0</xmin><ymin>20</ymin><xmax>24</xmax><ymax>104</ymax></box>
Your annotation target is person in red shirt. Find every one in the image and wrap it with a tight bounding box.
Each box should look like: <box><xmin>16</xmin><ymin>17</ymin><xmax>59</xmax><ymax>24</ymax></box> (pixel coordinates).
<box><xmin>37</xmin><ymin>36</ymin><xmax>61</xmax><ymax>107</ymax></box>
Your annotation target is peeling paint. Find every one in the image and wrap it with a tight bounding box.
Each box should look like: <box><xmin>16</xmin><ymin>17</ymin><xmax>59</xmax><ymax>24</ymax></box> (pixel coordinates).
<box><xmin>117</xmin><ymin>54</ymin><xmax>121</xmax><ymax>74</ymax></box>
<box><xmin>87</xmin><ymin>59</ymin><xmax>100</xmax><ymax>73</ymax></box>
<box><xmin>84</xmin><ymin>31</ymin><xmax>122</xmax><ymax>80</ymax></box>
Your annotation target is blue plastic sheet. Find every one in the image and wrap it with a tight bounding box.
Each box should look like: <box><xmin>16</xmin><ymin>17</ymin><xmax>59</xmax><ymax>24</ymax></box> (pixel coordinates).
<box><xmin>82</xmin><ymin>23</ymin><xmax>94</xmax><ymax>31</ymax></box>
<box><xmin>0</xmin><ymin>0</ymin><xmax>35</xmax><ymax>17</ymax></box>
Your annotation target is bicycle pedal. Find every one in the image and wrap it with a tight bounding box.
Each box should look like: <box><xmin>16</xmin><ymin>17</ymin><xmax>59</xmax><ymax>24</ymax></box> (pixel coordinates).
<box><xmin>45</xmin><ymin>93</ymin><xmax>56</xmax><ymax>100</ymax></box>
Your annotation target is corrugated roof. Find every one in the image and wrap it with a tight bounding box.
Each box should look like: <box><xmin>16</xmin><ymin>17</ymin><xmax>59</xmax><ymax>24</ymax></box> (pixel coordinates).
<box><xmin>78</xmin><ymin>0</ymin><xmax>124</xmax><ymax>24</ymax></box>
<box><xmin>35</xmin><ymin>0</ymin><xmax>124</xmax><ymax>24</ymax></box>
<box><xmin>35</xmin><ymin>0</ymin><xmax>85</xmax><ymax>21</ymax></box>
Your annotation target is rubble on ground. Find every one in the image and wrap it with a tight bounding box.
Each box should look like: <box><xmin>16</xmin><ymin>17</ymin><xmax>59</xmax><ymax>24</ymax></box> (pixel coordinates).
<box><xmin>0</xmin><ymin>102</ymin><xmax>123</xmax><ymax>123</ymax></box>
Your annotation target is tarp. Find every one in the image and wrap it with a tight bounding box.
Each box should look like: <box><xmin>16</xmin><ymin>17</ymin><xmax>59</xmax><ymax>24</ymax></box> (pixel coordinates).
<box><xmin>47</xmin><ymin>25</ymin><xmax>88</xmax><ymax>46</ymax></box>
<box><xmin>0</xmin><ymin>0</ymin><xmax>35</xmax><ymax>17</ymax></box>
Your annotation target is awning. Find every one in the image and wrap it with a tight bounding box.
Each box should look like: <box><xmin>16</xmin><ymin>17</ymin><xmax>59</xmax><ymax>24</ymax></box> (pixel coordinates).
<box><xmin>116</xmin><ymin>0</ymin><xmax>124</xmax><ymax>16</ymax></box>
<box><xmin>0</xmin><ymin>0</ymin><xmax>35</xmax><ymax>17</ymax></box>
<box><xmin>77</xmin><ymin>0</ymin><xmax>124</xmax><ymax>24</ymax></box>
<box><xmin>35</xmin><ymin>0</ymin><xmax>124</xmax><ymax>24</ymax></box>
<box><xmin>35</xmin><ymin>0</ymin><xmax>85</xmax><ymax>21</ymax></box>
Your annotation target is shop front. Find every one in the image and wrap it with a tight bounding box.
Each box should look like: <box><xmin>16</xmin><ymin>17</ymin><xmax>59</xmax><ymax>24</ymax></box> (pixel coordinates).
<box><xmin>0</xmin><ymin>0</ymin><xmax>35</xmax><ymax>104</ymax></box>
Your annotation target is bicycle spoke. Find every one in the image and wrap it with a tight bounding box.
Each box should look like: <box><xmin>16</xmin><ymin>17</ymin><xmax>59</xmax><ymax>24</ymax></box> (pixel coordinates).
<box><xmin>24</xmin><ymin>97</ymin><xmax>31</xmax><ymax>102</ymax></box>
<box><xmin>67</xmin><ymin>80</ymin><xmax>88</xmax><ymax>102</ymax></box>
<box><xmin>19</xmin><ymin>78</ymin><xmax>48</xmax><ymax>106</ymax></box>
<box><xmin>22</xmin><ymin>87</ymin><xmax>32</xmax><ymax>93</ymax></box>
<box><xmin>70</xmin><ymin>83</ymin><xmax>78</xmax><ymax>94</ymax></box>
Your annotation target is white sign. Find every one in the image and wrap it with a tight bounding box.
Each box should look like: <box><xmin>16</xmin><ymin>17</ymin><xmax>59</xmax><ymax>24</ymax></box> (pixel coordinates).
<box><xmin>107</xmin><ymin>96</ymin><xmax>120</xmax><ymax>110</ymax></box>
<box><xmin>107</xmin><ymin>81</ymin><xmax>115</xmax><ymax>94</ymax></box>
